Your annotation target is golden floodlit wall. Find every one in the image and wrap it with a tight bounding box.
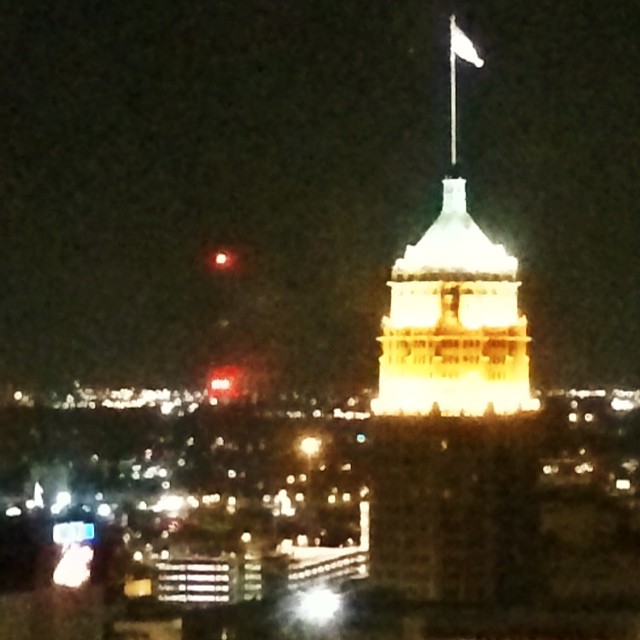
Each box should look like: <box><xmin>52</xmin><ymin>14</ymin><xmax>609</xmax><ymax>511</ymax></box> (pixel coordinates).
<box><xmin>372</xmin><ymin>177</ymin><xmax>538</xmax><ymax>416</ymax></box>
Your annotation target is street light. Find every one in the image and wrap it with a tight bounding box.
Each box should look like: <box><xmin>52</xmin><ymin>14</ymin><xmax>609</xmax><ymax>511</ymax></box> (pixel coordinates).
<box><xmin>296</xmin><ymin>587</ymin><xmax>342</xmax><ymax>626</ymax></box>
<box><xmin>300</xmin><ymin>436</ymin><xmax>321</xmax><ymax>460</ymax></box>
<box><xmin>300</xmin><ymin>436</ymin><xmax>321</xmax><ymax>487</ymax></box>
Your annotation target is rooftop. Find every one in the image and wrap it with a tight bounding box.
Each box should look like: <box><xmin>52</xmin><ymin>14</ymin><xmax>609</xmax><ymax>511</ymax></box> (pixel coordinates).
<box><xmin>392</xmin><ymin>177</ymin><xmax>518</xmax><ymax>279</ymax></box>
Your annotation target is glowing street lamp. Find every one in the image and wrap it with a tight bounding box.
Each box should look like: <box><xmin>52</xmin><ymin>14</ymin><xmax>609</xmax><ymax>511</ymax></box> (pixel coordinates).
<box><xmin>300</xmin><ymin>436</ymin><xmax>321</xmax><ymax>459</ymax></box>
<box><xmin>300</xmin><ymin>437</ymin><xmax>321</xmax><ymax>487</ymax></box>
<box><xmin>296</xmin><ymin>587</ymin><xmax>342</xmax><ymax>626</ymax></box>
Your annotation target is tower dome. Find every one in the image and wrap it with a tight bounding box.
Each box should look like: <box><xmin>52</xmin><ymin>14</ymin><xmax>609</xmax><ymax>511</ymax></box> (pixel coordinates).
<box><xmin>393</xmin><ymin>178</ymin><xmax>517</xmax><ymax>279</ymax></box>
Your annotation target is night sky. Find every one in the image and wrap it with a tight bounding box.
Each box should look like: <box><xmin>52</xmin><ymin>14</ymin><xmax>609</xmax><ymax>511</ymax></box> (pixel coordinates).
<box><xmin>0</xmin><ymin>1</ymin><xmax>638</xmax><ymax>393</ymax></box>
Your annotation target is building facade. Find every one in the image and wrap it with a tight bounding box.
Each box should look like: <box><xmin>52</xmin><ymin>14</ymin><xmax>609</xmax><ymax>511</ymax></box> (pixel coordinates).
<box><xmin>373</xmin><ymin>177</ymin><xmax>536</xmax><ymax>416</ymax></box>
<box><xmin>369</xmin><ymin>416</ymin><xmax>539</xmax><ymax>605</ymax></box>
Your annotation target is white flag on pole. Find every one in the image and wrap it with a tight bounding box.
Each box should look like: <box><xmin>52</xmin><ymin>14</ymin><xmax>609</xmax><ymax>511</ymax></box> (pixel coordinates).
<box><xmin>451</xmin><ymin>21</ymin><xmax>484</xmax><ymax>68</ymax></box>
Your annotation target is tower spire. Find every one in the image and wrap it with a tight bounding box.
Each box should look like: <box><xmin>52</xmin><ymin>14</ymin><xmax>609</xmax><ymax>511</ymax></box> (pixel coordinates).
<box><xmin>449</xmin><ymin>15</ymin><xmax>484</xmax><ymax>170</ymax></box>
<box><xmin>450</xmin><ymin>15</ymin><xmax>457</xmax><ymax>168</ymax></box>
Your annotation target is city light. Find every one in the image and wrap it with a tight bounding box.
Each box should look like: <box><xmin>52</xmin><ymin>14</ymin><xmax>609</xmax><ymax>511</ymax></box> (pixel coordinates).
<box><xmin>151</xmin><ymin>494</ymin><xmax>185</xmax><ymax>515</ymax></box>
<box><xmin>53</xmin><ymin>543</ymin><xmax>94</xmax><ymax>589</ymax></box>
<box><xmin>53</xmin><ymin>521</ymin><xmax>95</xmax><ymax>545</ymax></box>
<box><xmin>296</xmin><ymin>587</ymin><xmax>342</xmax><ymax>625</ymax></box>
<box><xmin>300</xmin><ymin>436</ymin><xmax>321</xmax><ymax>458</ymax></box>
<box><xmin>51</xmin><ymin>490</ymin><xmax>72</xmax><ymax>515</ymax></box>
<box><xmin>611</xmin><ymin>396</ymin><xmax>636</xmax><ymax>412</ymax></box>
<box><xmin>208</xmin><ymin>365</ymin><xmax>242</xmax><ymax>400</ymax></box>
<box><xmin>33</xmin><ymin>481</ymin><xmax>44</xmax><ymax>509</ymax></box>
<box><xmin>615</xmin><ymin>479</ymin><xmax>632</xmax><ymax>492</ymax></box>
<box><xmin>45</xmin><ymin>386</ymin><xmax>204</xmax><ymax>414</ymax></box>
<box><xmin>97</xmin><ymin>503</ymin><xmax>112</xmax><ymax>518</ymax></box>
<box><xmin>575</xmin><ymin>462</ymin><xmax>594</xmax><ymax>475</ymax></box>
<box><xmin>273</xmin><ymin>490</ymin><xmax>295</xmax><ymax>517</ymax></box>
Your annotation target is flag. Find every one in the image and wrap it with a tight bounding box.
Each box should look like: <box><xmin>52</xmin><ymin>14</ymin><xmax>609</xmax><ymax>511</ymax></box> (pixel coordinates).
<box><xmin>451</xmin><ymin>19</ymin><xmax>484</xmax><ymax>68</ymax></box>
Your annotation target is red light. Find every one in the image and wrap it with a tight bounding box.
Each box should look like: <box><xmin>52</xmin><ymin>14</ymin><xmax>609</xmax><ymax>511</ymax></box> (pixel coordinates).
<box><xmin>210</xmin><ymin>377</ymin><xmax>232</xmax><ymax>391</ymax></box>
<box><xmin>208</xmin><ymin>365</ymin><xmax>242</xmax><ymax>399</ymax></box>
<box><xmin>210</xmin><ymin>250</ymin><xmax>233</xmax><ymax>271</ymax></box>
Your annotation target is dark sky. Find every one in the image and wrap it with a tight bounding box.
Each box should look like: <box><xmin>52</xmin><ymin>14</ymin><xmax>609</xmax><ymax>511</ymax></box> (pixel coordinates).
<box><xmin>0</xmin><ymin>0</ymin><xmax>638</xmax><ymax>393</ymax></box>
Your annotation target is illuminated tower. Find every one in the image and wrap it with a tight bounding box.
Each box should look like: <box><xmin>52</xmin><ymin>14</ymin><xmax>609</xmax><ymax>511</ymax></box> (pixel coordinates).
<box><xmin>373</xmin><ymin>176</ymin><xmax>537</xmax><ymax>416</ymax></box>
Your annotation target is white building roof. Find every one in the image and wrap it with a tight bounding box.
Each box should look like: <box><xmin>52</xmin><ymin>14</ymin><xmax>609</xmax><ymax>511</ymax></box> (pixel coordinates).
<box><xmin>392</xmin><ymin>177</ymin><xmax>518</xmax><ymax>278</ymax></box>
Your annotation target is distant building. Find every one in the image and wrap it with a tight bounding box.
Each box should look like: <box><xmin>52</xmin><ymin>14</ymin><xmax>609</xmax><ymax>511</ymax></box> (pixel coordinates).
<box><xmin>155</xmin><ymin>547</ymin><xmax>368</xmax><ymax>606</ymax></box>
<box><xmin>155</xmin><ymin>555</ymin><xmax>260</xmax><ymax>605</ymax></box>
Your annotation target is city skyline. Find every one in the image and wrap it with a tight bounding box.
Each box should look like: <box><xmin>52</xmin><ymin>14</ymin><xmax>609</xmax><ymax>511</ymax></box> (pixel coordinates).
<box><xmin>0</xmin><ymin>1</ymin><xmax>637</xmax><ymax>391</ymax></box>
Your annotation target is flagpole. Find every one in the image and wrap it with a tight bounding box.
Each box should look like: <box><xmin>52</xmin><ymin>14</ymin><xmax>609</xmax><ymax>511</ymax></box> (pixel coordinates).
<box><xmin>450</xmin><ymin>15</ymin><xmax>457</xmax><ymax>168</ymax></box>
